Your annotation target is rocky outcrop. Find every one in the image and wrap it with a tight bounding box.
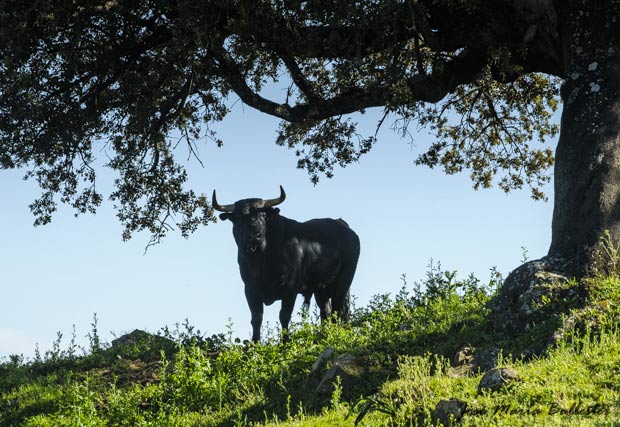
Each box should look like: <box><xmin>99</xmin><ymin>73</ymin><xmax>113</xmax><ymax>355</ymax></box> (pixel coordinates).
<box><xmin>488</xmin><ymin>257</ymin><xmax>584</xmax><ymax>334</ymax></box>
<box><xmin>316</xmin><ymin>353</ymin><xmax>368</xmax><ymax>396</ymax></box>
<box><xmin>449</xmin><ymin>346</ymin><xmax>499</xmax><ymax>377</ymax></box>
<box><xmin>306</xmin><ymin>347</ymin><xmax>336</xmax><ymax>390</ymax></box>
<box><xmin>110</xmin><ymin>329</ymin><xmax>175</xmax><ymax>361</ymax></box>
<box><xmin>477</xmin><ymin>367</ymin><xmax>519</xmax><ymax>394</ymax></box>
<box><xmin>433</xmin><ymin>398</ymin><xmax>467</xmax><ymax>426</ymax></box>
<box><xmin>310</xmin><ymin>347</ymin><xmax>335</xmax><ymax>374</ymax></box>
<box><xmin>111</xmin><ymin>329</ymin><xmax>154</xmax><ymax>348</ymax></box>
<box><xmin>307</xmin><ymin>348</ymin><xmax>370</xmax><ymax>397</ymax></box>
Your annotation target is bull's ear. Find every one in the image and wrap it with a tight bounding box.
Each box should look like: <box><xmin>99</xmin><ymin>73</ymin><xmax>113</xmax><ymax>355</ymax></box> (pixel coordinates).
<box><xmin>267</xmin><ymin>207</ymin><xmax>280</xmax><ymax>218</ymax></box>
<box><xmin>219</xmin><ymin>213</ymin><xmax>234</xmax><ymax>221</ymax></box>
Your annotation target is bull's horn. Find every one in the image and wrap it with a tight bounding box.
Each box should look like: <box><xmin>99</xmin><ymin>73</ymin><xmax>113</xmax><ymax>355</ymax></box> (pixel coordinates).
<box><xmin>212</xmin><ymin>190</ymin><xmax>235</xmax><ymax>212</ymax></box>
<box><xmin>262</xmin><ymin>185</ymin><xmax>286</xmax><ymax>208</ymax></box>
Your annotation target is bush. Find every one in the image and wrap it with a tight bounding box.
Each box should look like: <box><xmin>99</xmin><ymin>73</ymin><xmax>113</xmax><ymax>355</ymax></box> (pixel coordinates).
<box><xmin>5</xmin><ymin>261</ymin><xmax>620</xmax><ymax>426</ymax></box>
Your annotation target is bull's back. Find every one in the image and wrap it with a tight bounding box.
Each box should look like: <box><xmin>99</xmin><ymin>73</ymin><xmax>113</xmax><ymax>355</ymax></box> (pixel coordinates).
<box><xmin>269</xmin><ymin>215</ymin><xmax>360</xmax><ymax>292</ymax></box>
<box><xmin>296</xmin><ymin>217</ymin><xmax>360</xmax><ymax>271</ymax></box>
<box><xmin>300</xmin><ymin>217</ymin><xmax>357</xmax><ymax>242</ymax></box>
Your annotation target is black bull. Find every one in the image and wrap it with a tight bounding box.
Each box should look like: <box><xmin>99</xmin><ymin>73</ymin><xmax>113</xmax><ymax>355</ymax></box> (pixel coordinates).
<box><xmin>213</xmin><ymin>186</ymin><xmax>360</xmax><ymax>342</ymax></box>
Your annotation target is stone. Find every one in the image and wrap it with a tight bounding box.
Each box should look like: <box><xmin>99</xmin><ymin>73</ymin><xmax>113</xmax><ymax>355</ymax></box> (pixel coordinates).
<box><xmin>306</xmin><ymin>347</ymin><xmax>336</xmax><ymax>389</ymax></box>
<box><xmin>110</xmin><ymin>329</ymin><xmax>175</xmax><ymax>361</ymax></box>
<box><xmin>316</xmin><ymin>365</ymin><xmax>352</xmax><ymax>395</ymax></box>
<box><xmin>453</xmin><ymin>346</ymin><xmax>475</xmax><ymax>366</ymax></box>
<box><xmin>111</xmin><ymin>329</ymin><xmax>153</xmax><ymax>347</ymax></box>
<box><xmin>449</xmin><ymin>346</ymin><xmax>499</xmax><ymax>377</ymax></box>
<box><xmin>311</xmin><ymin>347</ymin><xmax>335</xmax><ymax>374</ymax></box>
<box><xmin>433</xmin><ymin>398</ymin><xmax>467</xmax><ymax>426</ymax></box>
<box><xmin>477</xmin><ymin>367</ymin><xmax>519</xmax><ymax>394</ymax></box>
<box><xmin>331</xmin><ymin>354</ymin><xmax>367</xmax><ymax>376</ymax></box>
<box><xmin>488</xmin><ymin>256</ymin><xmax>584</xmax><ymax>334</ymax></box>
<box><xmin>315</xmin><ymin>353</ymin><xmax>367</xmax><ymax>395</ymax></box>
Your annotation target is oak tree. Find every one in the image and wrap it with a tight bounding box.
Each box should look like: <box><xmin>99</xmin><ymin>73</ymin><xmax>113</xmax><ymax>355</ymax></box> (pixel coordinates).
<box><xmin>0</xmin><ymin>1</ymin><xmax>617</xmax><ymax>275</ymax></box>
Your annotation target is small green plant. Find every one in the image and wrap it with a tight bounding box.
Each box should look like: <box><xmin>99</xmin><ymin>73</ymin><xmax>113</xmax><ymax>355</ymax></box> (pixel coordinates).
<box><xmin>4</xmin><ymin>261</ymin><xmax>620</xmax><ymax>427</ymax></box>
<box><xmin>520</xmin><ymin>245</ymin><xmax>530</xmax><ymax>264</ymax></box>
<box><xmin>593</xmin><ymin>230</ymin><xmax>620</xmax><ymax>278</ymax></box>
<box><xmin>330</xmin><ymin>376</ymin><xmax>343</xmax><ymax>410</ymax></box>
<box><xmin>351</xmin><ymin>354</ymin><xmax>448</xmax><ymax>426</ymax></box>
<box><xmin>87</xmin><ymin>313</ymin><xmax>102</xmax><ymax>354</ymax></box>
<box><xmin>352</xmin><ymin>393</ymin><xmax>400</xmax><ymax>426</ymax></box>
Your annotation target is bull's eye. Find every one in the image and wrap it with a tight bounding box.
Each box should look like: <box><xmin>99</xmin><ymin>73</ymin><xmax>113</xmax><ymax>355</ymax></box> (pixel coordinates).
<box><xmin>247</xmin><ymin>210</ymin><xmax>265</xmax><ymax>220</ymax></box>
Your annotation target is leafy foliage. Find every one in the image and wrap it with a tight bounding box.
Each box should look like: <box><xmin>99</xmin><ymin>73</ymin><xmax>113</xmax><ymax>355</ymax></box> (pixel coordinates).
<box><xmin>277</xmin><ymin>117</ymin><xmax>375</xmax><ymax>185</ymax></box>
<box><xmin>410</xmin><ymin>71</ymin><xmax>559</xmax><ymax>200</ymax></box>
<box><xmin>0</xmin><ymin>1</ymin><xmax>562</xmax><ymax>241</ymax></box>
<box><xmin>5</xmin><ymin>263</ymin><xmax>620</xmax><ymax>426</ymax></box>
<box><xmin>591</xmin><ymin>230</ymin><xmax>620</xmax><ymax>279</ymax></box>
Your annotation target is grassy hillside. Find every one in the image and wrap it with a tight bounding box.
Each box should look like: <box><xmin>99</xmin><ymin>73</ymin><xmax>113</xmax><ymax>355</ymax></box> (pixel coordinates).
<box><xmin>2</xmin><ymin>263</ymin><xmax>620</xmax><ymax>426</ymax></box>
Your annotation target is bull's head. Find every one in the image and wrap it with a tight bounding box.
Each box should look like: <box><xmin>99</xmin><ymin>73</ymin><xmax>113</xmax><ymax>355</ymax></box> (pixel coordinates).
<box><xmin>212</xmin><ymin>186</ymin><xmax>286</xmax><ymax>253</ymax></box>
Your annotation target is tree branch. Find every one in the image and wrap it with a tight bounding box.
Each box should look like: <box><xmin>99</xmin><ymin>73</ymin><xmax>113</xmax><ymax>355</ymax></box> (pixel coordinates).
<box><xmin>277</xmin><ymin>49</ymin><xmax>320</xmax><ymax>102</ymax></box>
<box><xmin>236</xmin><ymin>0</ymin><xmax>563</xmax><ymax>76</ymax></box>
<box><xmin>216</xmin><ymin>46</ymin><xmax>488</xmax><ymax>123</ymax></box>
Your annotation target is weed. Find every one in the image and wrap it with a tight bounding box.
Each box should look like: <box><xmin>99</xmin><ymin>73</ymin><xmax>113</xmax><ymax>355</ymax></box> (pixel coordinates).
<box><xmin>520</xmin><ymin>246</ymin><xmax>530</xmax><ymax>264</ymax></box>
<box><xmin>87</xmin><ymin>313</ymin><xmax>102</xmax><ymax>354</ymax></box>
<box><xmin>2</xmin><ymin>262</ymin><xmax>620</xmax><ymax>426</ymax></box>
<box><xmin>592</xmin><ymin>230</ymin><xmax>620</xmax><ymax>278</ymax></box>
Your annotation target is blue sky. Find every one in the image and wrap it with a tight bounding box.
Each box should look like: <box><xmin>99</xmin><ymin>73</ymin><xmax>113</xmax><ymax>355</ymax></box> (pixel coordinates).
<box><xmin>0</xmin><ymin>99</ymin><xmax>556</xmax><ymax>358</ymax></box>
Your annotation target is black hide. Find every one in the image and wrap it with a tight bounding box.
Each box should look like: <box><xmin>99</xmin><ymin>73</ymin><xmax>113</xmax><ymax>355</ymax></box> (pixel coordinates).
<box><xmin>218</xmin><ymin>197</ymin><xmax>360</xmax><ymax>342</ymax></box>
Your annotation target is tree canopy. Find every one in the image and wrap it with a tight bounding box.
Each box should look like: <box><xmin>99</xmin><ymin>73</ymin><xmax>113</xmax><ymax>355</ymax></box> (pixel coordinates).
<box><xmin>0</xmin><ymin>1</ymin><xmax>566</xmax><ymax>243</ymax></box>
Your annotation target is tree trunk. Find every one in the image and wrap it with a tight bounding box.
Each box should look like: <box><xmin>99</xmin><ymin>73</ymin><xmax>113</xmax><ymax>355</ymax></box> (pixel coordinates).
<box><xmin>488</xmin><ymin>2</ymin><xmax>620</xmax><ymax>334</ymax></box>
<box><xmin>548</xmin><ymin>1</ymin><xmax>620</xmax><ymax>275</ymax></box>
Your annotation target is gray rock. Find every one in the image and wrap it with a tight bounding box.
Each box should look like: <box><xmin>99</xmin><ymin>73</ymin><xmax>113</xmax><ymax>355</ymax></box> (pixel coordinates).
<box><xmin>311</xmin><ymin>347</ymin><xmax>335</xmax><ymax>374</ymax></box>
<box><xmin>449</xmin><ymin>346</ymin><xmax>499</xmax><ymax>377</ymax></box>
<box><xmin>316</xmin><ymin>365</ymin><xmax>352</xmax><ymax>395</ymax></box>
<box><xmin>110</xmin><ymin>329</ymin><xmax>175</xmax><ymax>361</ymax></box>
<box><xmin>488</xmin><ymin>256</ymin><xmax>584</xmax><ymax>334</ymax></box>
<box><xmin>307</xmin><ymin>347</ymin><xmax>336</xmax><ymax>389</ymax></box>
<box><xmin>453</xmin><ymin>346</ymin><xmax>475</xmax><ymax>366</ymax></box>
<box><xmin>549</xmin><ymin>295</ymin><xmax>611</xmax><ymax>346</ymax></box>
<box><xmin>111</xmin><ymin>329</ymin><xmax>153</xmax><ymax>348</ymax></box>
<box><xmin>331</xmin><ymin>354</ymin><xmax>367</xmax><ymax>376</ymax></box>
<box><xmin>433</xmin><ymin>398</ymin><xmax>467</xmax><ymax>426</ymax></box>
<box><xmin>477</xmin><ymin>367</ymin><xmax>519</xmax><ymax>394</ymax></box>
<box><xmin>315</xmin><ymin>353</ymin><xmax>367</xmax><ymax>395</ymax></box>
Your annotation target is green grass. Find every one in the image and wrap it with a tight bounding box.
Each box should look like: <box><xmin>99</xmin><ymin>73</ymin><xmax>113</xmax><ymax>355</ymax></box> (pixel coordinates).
<box><xmin>2</xmin><ymin>263</ymin><xmax>620</xmax><ymax>426</ymax></box>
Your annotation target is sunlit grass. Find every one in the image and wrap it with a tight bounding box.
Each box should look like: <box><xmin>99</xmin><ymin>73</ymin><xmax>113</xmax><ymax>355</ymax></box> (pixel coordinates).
<box><xmin>2</xmin><ymin>265</ymin><xmax>620</xmax><ymax>426</ymax></box>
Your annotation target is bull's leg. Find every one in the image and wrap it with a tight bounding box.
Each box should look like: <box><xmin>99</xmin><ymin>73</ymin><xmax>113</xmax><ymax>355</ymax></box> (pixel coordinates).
<box><xmin>279</xmin><ymin>293</ymin><xmax>296</xmax><ymax>342</ymax></box>
<box><xmin>314</xmin><ymin>291</ymin><xmax>332</xmax><ymax>322</ymax></box>
<box><xmin>301</xmin><ymin>293</ymin><xmax>312</xmax><ymax>313</ymax></box>
<box><xmin>330</xmin><ymin>235</ymin><xmax>359</xmax><ymax>323</ymax></box>
<box><xmin>329</xmin><ymin>243</ymin><xmax>358</xmax><ymax>323</ymax></box>
<box><xmin>331</xmin><ymin>289</ymin><xmax>350</xmax><ymax>322</ymax></box>
<box><xmin>245</xmin><ymin>288</ymin><xmax>264</xmax><ymax>342</ymax></box>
